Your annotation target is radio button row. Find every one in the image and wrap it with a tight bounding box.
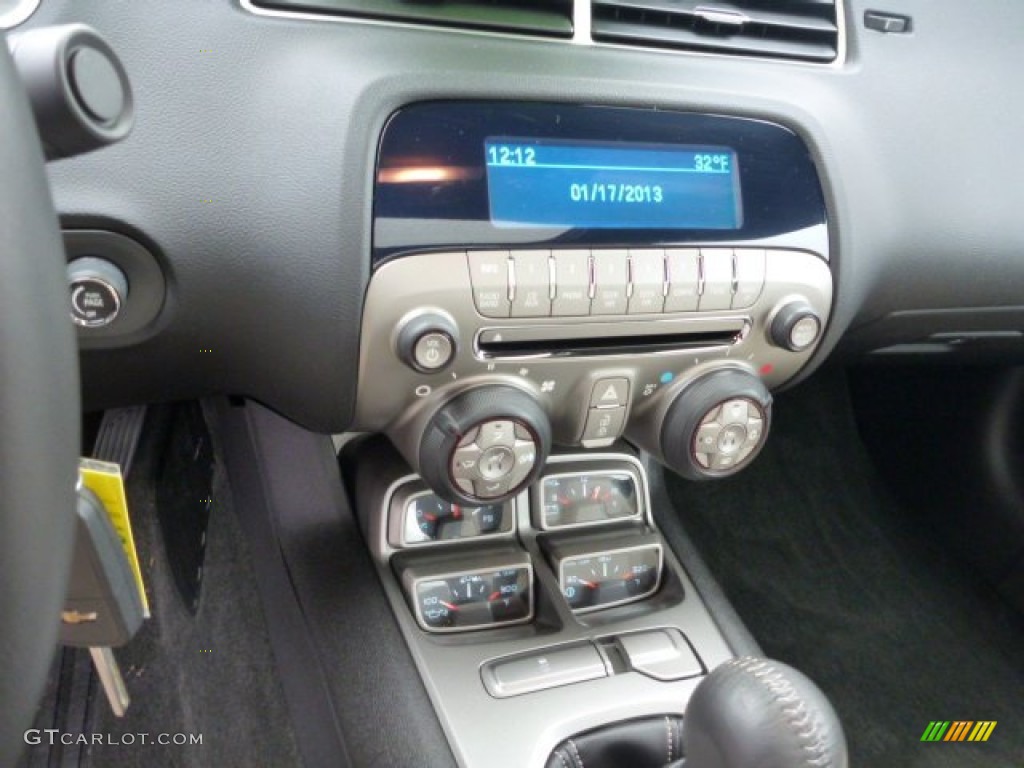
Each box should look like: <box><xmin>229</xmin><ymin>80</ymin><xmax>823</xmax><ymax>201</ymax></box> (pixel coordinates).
<box><xmin>551</xmin><ymin>250</ymin><xmax>591</xmax><ymax>316</ymax></box>
<box><xmin>591</xmin><ymin>249</ymin><xmax>629</xmax><ymax>315</ymax></box>
<box><xmin>628</xmin><ymin>249</ymin><xmax>666</xmax><ymax>314</ymax></box>
<box><xmin>468</xmin><ymin>247</ymin><xmax>770</xmax><ymax>319</ymax></box>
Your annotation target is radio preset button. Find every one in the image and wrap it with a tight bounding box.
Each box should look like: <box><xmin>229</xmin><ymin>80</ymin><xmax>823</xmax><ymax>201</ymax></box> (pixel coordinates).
<box><xmin>628</xmin><ymin>249</ymin><xmax>666</xmax><ymax>314</ymax></box>
<box><xmin>732</xmin><ymin>249</ymin><xmax>766</xmax><ymax>309</ymax></box>
<box><xmin>468</xmin><ymin>251</ymin><xmax>511</xmax><ymax>318</ymax></box>
<box><xmin>699</xmin><ymin>249</ymin><xmax>734</xmax><ymax>311</ymax></box>
<box><xmin>551</xmin><ymin>250</ymin><xmax>591</xmax><ymax>316</ymax></box>
<box><xmin>665</xmin><ymin>248</ymin><xmax>700</xmax><ymax>312</ymax></box>
<box><xmin>510</xmin><ymin>250</ymin><xmax>552</xmax><ymax>317</ymax></box>
<box><xmin>591</xmin><ymin>249</ymin><xmax>629</xmax><ymax>315</ymax></box>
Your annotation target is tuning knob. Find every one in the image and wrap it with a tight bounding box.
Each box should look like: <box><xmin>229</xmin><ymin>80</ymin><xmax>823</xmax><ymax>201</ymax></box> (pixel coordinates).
<box><xmin>418</xmin><ymin>385</ymin><xmax>551</xmax><ymax>505</ymax></box>
<box><xmin>769</xmin><ymin>300</ymin><xmax>822</xmax><ymax>352</ymax></box>
<box><xmin>660</xmin><ymin>368</ymin><xmax>772</xmax><ymax>480</ymax></box>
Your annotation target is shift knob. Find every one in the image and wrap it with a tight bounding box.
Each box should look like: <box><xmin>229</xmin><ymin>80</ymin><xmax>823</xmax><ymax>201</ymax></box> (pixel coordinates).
<box><xmin>684</xmin><ymin>657</ymin><xmax>848</xmax><ymax>768</ymax></box>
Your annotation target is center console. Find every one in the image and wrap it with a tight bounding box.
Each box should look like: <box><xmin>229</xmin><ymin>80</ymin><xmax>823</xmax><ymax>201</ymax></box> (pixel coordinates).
<box><xmin>347</xmin><ymin>101</ymin><xmax>835</xmax><ymax>766</ymax></box>
<box><xmin>353</xmin><ymin>443</ymin><xmax>735</xmax><ymax>768</ymax></box>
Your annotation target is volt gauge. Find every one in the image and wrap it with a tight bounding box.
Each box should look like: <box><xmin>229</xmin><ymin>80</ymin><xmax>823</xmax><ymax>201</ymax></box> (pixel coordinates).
<box><xmin>535</xmin><ymin>465</ymin><xmax>645</xmax><ymax>530</ymax></box>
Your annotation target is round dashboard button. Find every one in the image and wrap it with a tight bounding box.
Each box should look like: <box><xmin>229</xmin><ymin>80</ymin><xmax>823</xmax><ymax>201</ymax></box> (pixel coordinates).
<box><xmin>478</xmin><ymin>445</ymin><xmax>515</xmax><ymax>480</ymax></box>
<box><xmin>413</xmin><ymin>331</ymin><xmax>454</xmax><ymax>371</ymax></box>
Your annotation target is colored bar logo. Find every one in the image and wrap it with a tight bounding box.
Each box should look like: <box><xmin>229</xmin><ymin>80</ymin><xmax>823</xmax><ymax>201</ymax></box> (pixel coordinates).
<box><xmin>921</xmin><ymin>721</ymin><xmax>997</xmax><ymax>742</ymax></box>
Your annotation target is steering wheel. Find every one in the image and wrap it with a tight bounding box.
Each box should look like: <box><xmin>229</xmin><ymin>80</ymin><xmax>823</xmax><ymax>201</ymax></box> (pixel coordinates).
<box><xmin>0</xmin><ymin>36</ymin><xmax>79</xmax><ymax>766</ymax></box>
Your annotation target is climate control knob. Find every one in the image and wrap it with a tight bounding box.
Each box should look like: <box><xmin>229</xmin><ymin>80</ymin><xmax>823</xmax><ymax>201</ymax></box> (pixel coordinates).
<box><xmin>770</xmin><ymin>300</ymin><xmax>822</xmax><ymax>352</ymax></box>
<box><xmin>418</xmin><ymin>385</ymin><xmax>551</xmax><ymax>505</ymax></box>
<box><xmin>660</xmin><ymin>368</ymin><xmax>772</xmax><ymax>480</ymax></box>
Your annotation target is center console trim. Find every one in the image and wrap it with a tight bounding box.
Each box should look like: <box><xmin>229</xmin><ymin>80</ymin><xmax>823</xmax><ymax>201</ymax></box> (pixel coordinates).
<box><xmin>354</xmin><ymin>443</ymin><xmax>737</xmax><ymax>768</ymax></box>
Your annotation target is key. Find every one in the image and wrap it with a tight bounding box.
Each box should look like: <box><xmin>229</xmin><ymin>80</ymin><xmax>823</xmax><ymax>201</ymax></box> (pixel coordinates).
<box><xmin>61</xmin><ymin>485</ymin><xmax>146</xmax><ymax>716</ymax></box>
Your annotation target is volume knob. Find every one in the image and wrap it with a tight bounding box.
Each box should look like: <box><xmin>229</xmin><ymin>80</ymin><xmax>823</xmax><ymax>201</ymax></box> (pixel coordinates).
<box><xmin>395</xmin><ymin>310</ymin><xmax>459</xmax><ymax>373</ymax></box>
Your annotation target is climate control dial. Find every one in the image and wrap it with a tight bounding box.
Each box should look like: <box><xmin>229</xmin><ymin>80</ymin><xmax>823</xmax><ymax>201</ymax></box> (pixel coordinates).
<box><xmin>418</xmin><ymin>385</ymin><xmax>551</xmax><ymax>505</ymax></box>
<box><xmin>658</xmin><ymin>367</ymin><xmax>773</xmax><ymax>480</ymax></box>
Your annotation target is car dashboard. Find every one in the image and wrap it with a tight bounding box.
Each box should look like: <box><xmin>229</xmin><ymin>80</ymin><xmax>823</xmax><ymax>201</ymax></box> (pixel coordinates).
<box><xmin>6</xmin><ymin>0</ymin><xmax>1024</xmax><ymax>766</ymax></box>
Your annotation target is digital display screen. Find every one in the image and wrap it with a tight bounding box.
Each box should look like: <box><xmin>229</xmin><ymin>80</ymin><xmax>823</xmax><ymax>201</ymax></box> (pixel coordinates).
<box><xmin>485</xmin><ymin>138</ymin><xmax>742</xmax><ymax>230</ymax></box>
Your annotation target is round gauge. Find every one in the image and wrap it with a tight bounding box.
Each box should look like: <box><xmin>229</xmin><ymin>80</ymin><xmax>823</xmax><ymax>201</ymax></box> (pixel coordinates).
<box><xmin>541</xmin><ymin>472</ymin><xmax>638</xmax><ymax>528</ymax></box>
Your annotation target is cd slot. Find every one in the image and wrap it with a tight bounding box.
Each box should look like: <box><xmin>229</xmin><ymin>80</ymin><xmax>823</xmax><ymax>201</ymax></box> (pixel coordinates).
<box><xmin>476</xmin><ymin>318</ymin><xmax>747</xmax><ymax>358</ymax></box>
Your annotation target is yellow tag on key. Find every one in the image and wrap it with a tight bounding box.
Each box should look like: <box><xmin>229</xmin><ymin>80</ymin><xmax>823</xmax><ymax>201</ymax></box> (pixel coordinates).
<box><xmin>78</xmin><ymin>458</ymin><xmax>150</xmax><ymax>618</ymax></box>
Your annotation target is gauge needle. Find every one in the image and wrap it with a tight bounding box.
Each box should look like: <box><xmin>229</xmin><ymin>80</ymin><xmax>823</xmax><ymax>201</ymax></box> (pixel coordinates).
<box><xmin>423</xmin><ymin>513</ymin><xmax>437</xmax><ymax>522</ymax></box>
<box><xmin>576</xmin><ymin>579</ymin><xmax>598</xmax><ymax>589</ymax></box>
<box><xmin>440</xmin><ymin>600</ymin><xmax>459</xmax><ymax>611</ymax></box>
<box><xmin>488</xmin><ymin>590</ymin><xmax>501</xmax><ymax>601</ymax></box>
<box><xmin>452</xmin><ymin>505</ymin><xmax>462</xmax><ymax>519</ymax></box>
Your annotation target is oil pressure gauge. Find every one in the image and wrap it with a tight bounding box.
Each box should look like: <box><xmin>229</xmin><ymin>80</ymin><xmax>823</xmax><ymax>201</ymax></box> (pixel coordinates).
<box><xmin>399</xmin><ymin>550</ymin><xmax>533</xmax><ymax>633</ymax></box>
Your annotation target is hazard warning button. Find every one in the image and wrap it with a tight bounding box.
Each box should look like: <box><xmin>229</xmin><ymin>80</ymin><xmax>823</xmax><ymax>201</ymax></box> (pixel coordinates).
<box><xmin>589</xmin><ymin>378</ymin><xmax>630</xmax><ymax>409</ymax></box>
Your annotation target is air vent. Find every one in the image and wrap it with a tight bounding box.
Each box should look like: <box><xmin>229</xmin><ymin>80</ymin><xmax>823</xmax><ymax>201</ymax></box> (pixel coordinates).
<box><xmin>591</xmin><ymin>0</ymin><xmax>839</xmax><ymax>62</ymax></box>
<box><xmin>249</xmin><ymin>0</ymin><xmax>574</xmax><ymax>38</ymax></box>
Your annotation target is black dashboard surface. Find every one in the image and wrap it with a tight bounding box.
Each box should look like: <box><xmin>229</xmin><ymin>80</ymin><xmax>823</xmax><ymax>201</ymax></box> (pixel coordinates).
<box><xmin>24</xmin><ymin>0</ymin><xmax>1024</xmax><ymax>429</ymax></box>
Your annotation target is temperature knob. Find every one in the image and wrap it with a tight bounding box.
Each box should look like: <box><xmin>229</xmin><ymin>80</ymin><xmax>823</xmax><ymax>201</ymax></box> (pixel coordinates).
<box><xmin>66</xmin><ymin>256</ymin><xmax>128</xmax><ymax>328</ymax></box>
<box><xmin>660</xmin><ymin>367</ymin><xmax>772</xmax><ymax>480</ymax></box>
<box><xmin>418</xmin><ymin>385</ymin><xmax>551</xmax><ymax>505</ymax></box>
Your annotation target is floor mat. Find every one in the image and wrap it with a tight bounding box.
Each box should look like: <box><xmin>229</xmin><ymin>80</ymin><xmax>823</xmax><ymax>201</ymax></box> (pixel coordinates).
<box><xmin>86</xmin><ymin>446</ymin><xmax>302</xmax><ymax>767</ymax></box>
<box><xmin>661</xmin><ymin>369</ymin><xmax>1024</xmax><ymax>767</ymax></box>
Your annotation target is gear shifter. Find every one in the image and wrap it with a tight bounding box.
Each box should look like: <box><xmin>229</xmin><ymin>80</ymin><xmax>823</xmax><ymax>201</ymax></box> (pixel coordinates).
<box><xmin>544</xmin><ymin>656</ymin><xmax>847</xmax><ymax>768</ymax></box>
<box><xmin>683</xmin><ymin>656</ymin><xmax>848</xmax><ymax>768</ymax></box>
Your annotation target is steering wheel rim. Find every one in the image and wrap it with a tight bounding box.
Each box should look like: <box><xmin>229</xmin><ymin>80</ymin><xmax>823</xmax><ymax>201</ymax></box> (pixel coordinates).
<box><xmin>0</xmin><ymin>35</ymin><xmax>79</xmax><ymax>766</ymax></box>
